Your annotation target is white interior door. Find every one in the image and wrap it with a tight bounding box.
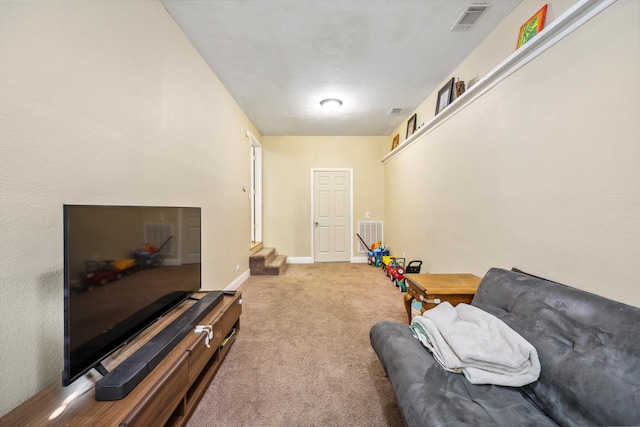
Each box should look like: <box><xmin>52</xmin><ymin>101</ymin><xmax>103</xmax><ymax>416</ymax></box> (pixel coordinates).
<box><xmin>180</xmin><ymin>207</ymin><xmax>201</xmax><ymax>264</ymax></box>
<box><xmin>313</xmin><ymin>169</ymin><xmax>351</xmax><ymax>262</ymax></box>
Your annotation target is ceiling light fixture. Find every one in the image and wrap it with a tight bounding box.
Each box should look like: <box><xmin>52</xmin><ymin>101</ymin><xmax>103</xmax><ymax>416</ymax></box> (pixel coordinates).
<box><xmin>320</xmin><ymin>98</ymin><xmax>343</xmax><ymax>112</ymax></box>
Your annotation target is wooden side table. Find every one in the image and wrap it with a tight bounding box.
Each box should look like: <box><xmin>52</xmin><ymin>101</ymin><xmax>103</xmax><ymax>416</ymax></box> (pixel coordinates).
<box><xmin>404</xmin><ymin>274</ymin><xmax>482</xmax><ymax>323</ymax></box>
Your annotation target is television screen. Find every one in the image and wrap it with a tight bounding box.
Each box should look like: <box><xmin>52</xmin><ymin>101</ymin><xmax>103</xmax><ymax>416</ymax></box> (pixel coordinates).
<box><xmin>63</xmin><ymin>205</ymin><xmax>201</xmax><ymax>386</ymax></box>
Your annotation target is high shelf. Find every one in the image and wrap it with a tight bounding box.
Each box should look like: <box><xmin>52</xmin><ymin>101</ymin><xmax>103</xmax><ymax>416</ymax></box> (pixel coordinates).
<box><xmin>1</xmin><ymin>292</ymin><xmax>242</xmax><ymax>427</ymax></box>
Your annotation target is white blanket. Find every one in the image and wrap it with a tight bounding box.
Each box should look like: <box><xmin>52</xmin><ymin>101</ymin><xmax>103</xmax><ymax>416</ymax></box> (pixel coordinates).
<box><xmin>410</xmin><ymin>302</ymin><xmax>540</xmax><ymax>387</ymax></box>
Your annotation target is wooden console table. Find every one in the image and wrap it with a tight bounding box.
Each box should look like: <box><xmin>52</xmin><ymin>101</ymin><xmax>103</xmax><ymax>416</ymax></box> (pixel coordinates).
<box><xmin>0</xmin><ymin>292</ymin><xmax>242</xmax><ymax>427</ymax></box>
<box><xmin>404</xmin><ymin>274</ymin><xmax>481</xmax><ymax>323</ymax></box>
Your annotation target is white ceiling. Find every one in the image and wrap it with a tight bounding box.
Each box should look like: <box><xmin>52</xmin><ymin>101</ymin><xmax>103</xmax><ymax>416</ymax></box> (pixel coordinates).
<box><xmin>161</xmin><ymin>0</ymin><xmax>523</xmax><ymax>136</ymax></box>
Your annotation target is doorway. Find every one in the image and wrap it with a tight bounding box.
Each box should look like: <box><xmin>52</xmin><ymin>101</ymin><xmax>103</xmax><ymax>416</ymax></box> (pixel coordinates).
<box><xmin>248</xmin><ymin>131</ymin><xmax>262</xmax><ymax>246</ymax></box>
<box><xmin>312</xmin><ymin>169</ymin><xmax>352</xmax><ymax>262</ymax></box>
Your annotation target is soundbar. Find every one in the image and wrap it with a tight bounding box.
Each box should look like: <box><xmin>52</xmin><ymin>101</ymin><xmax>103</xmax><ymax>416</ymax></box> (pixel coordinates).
<box><xmin>94</xmin><ymin>291</ymin><xmax>224</xmax><ymax>401</ymax></box>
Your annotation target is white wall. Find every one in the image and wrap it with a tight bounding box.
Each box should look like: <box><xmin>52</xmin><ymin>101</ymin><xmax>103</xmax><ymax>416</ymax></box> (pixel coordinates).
<box><xmin>0</xmin><ymin>1</ymin><xmax>259</xmax><ymax>416</ymax></box>
<box><xmin>384</xmin><ymin>0</ymin><xmax>640</xmax><ymax>306</ymax></box>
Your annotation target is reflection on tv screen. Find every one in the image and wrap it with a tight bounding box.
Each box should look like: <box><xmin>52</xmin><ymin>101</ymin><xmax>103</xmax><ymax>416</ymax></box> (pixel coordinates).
<box><xmin>63</xmin><ymin>205</ymin><xmax>202</xmax><ymax>385</ymax></box>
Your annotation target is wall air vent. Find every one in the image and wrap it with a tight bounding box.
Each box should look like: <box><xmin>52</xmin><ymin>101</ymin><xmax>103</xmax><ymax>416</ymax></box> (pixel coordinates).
<box><xmin>451</xmin><ymin>4</ymin><xmax>490</xmax><ymax>31</ymax></box>
<box><xmin>358</xmin><ymin>221</ymin><xmax>383</xmax><ymax>253</ymax></box>
<box><xmin>386</xmin><ymin>107</ymin><xmax>403</xmax><ymax>115</ymax></box>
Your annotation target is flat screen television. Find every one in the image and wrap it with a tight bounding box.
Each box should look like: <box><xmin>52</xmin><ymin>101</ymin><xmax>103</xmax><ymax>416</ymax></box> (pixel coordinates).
<box><xmin>63</xmin><ymin>205</ymin><xmax>202</xmax><ymax>386</ymax></box>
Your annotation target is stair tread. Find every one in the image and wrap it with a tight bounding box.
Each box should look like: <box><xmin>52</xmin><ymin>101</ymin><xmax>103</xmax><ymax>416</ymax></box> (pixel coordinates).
<box><xmin>267</xmin><ymin>254</ymin><xmax>287</xmax><ymax>268</ymax></box>
<box><xmin>250</xmin><ymin>247</ymin><xmax>275</xmax><ymax>259</ymax></box>
<box><xmin>250</xmin><ymin>249</ymin><xmax>287</xmax><ymax>276</ymax></box>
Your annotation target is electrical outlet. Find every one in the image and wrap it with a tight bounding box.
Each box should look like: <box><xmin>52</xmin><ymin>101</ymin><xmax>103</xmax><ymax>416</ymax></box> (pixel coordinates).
<box><xmin>365</xmin><ymin>211</ymin><xmax>371</xmax><ymax>219</ymax></box>
<box><xmin>402</xmin><ymin>251</ymin><xmax>406</xmax><ymax>258</ymax></box>
<box><xmin>235</xmin><ymin>264</ymin><xmax>240</xmax><ymax>272</ymax></box>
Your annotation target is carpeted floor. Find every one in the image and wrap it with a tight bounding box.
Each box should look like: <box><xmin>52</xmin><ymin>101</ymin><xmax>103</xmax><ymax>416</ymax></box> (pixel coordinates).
<box><xmin>188</xmin><ymin>263</ymin><xmax>407</xmax><ymax>427</ymax></box>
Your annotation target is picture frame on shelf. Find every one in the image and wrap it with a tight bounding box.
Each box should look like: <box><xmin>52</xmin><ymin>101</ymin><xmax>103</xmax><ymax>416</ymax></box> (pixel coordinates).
<box><xmin>406</xmin><ymin>114</ymin><xmax>417</xmax><ymax>138</ymax></box>
<box><xmin>516</xmin><ymin>4</ymin><xmax>548</xmax><ymax>49</ymax></box>
<box><xmin>391</xmin><ymin>134</ymin><xmax>399</xmax><ymax>151</ymax></box>
<box><xmin>435</xmin><ymin>78</ymin><xmax>455</xmax><ymax>115</ymax></box>
<box><xmin>454</xmin><ymin>79</ymin><xmax>466</xmax><ymax>99</ymax></box>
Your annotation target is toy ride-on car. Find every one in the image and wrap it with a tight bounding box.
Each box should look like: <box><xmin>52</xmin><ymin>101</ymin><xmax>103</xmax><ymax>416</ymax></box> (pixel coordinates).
<box><xmin>389</xmin><ymin>257</ymin><xmax>407</xmax><ymax>291</ymax></box>
<box><xmin>394</xmin><ymin>260</ymin><xmax>423</xmax><ymax>292</ymax></box>
<box><xmin>381</xmin><ymin>255</ymin><xmax>394</xmax><ymax>272</ymax></box>
<box><xmin>385</xmin><ymin>257</ymin><xmax>397</xmax><ymax>278</ymax></box>
<box><xmin>406</xmin><ymin>260</ymin><xmax>423</xmax><ymax>274</ymax></box>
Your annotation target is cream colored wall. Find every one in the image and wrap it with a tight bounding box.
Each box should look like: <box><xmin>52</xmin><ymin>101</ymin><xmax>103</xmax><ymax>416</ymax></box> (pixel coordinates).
<box><xmin>384</xmin><ymin>0</ymin><xmax>640</xmax><ymax>306</ymax></box>
<box><xmin>0</xmin><ymin>1</ymin><xmax>259</xmax><ymax>416</ymax></box>
<box><xmin>262</xmin><ymin>136</ymin><xmax>388</xmax><ymax>259</ymax></box>
<box><xmin>390</xmin><ymin>0</ymin><xmax>576</xmax><ymax>146</ymax></box>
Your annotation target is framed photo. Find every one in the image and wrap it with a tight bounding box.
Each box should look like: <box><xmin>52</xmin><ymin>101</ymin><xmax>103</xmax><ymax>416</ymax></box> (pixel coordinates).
<box><xmin>435</xmin><ymin>78</ymin><xmax>455</xmax><ymax>115</ymax></box>
<box><xmin>454</xmin><ymin>79</ymin><xmax>466</xmax><ymax>98</ymax></box>
<box><xmin>391</xmin><ymin>134</ymin><xmax>399</xmax><ymax>151</ymax></box>
<box><xmin>516</xmin><ymin>4</ymin><xmax>548</xmax><ymax>49</ymax></box>
<box><xmin>406</xmin><ymin>114</ymin><xmax>417</xmax><ymax>138</ymax></box>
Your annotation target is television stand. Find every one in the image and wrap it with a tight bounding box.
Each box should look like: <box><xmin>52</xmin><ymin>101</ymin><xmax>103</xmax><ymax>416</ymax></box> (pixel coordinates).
<box><xmin>95</xmin><ymin>291</ymin><xmax>224</xmax><ymax>401</ymax></box>
<box><xmin>0</xmin><ymin>291</ymin><xmax>242</xmax><ymax>427</ymax></box>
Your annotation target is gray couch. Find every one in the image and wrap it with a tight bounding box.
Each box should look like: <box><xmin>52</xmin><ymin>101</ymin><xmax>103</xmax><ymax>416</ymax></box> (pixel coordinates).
<box><xmin>370</xmin><ymin>267</ymin><xmax>640</xmax><ymax>426</ymax></box>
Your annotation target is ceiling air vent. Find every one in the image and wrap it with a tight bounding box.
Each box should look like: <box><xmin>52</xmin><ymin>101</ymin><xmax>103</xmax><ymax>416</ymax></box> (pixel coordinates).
<box><xmin>451</xmin><ymin>4</ymin><xmax>490</xmax><ymax>31</ymax></box>
<box><xmin>386</xmin><ymin>107</ymin><xmax>403</xmax><ymax>115</ymax></box>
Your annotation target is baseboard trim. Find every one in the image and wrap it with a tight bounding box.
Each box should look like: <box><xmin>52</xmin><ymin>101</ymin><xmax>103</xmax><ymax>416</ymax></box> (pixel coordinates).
<box><xmin>287</xmin><ymin>257</ymin><xmax>313</xmax><ymax>264</ymax></box>
<box><xmin>224</xmin><ymin>269</ymin><xmax>250</xmax><ymax>291</ymax></box>
<box><xmin>288</xmin><ymin>256</ymin><xmax>369</xmax><ymax>264</ymax></box>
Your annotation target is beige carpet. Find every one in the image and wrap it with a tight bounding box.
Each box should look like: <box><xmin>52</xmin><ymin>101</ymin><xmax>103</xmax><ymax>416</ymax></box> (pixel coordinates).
<box><xmin>188</xmin><ymin>263</ymin><xmax>406</xmax><ymax>427</ymax></box>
